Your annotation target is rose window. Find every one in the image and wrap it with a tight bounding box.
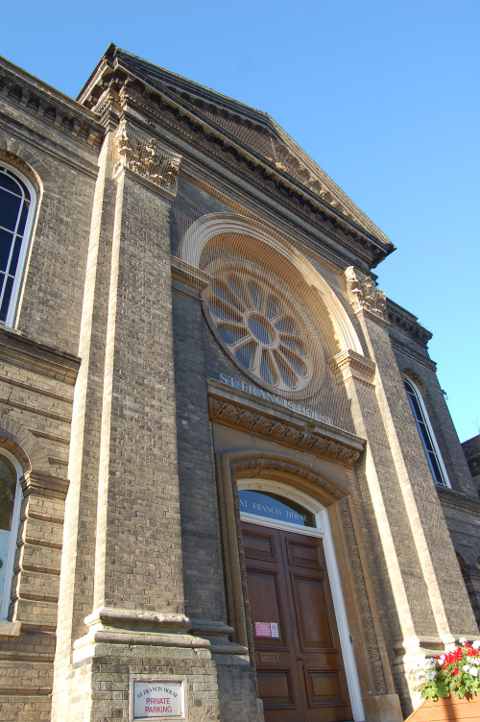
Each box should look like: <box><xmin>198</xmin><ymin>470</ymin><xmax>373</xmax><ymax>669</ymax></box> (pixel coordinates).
<box><xmin>204</xmin><ymin>263</ymin><xmax>322</xmax><ymax>397</ymax></box>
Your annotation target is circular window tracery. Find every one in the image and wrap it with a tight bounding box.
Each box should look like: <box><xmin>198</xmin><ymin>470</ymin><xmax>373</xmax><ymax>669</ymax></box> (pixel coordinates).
<box><xmin>204</xmin><ymin>260</ymin><xmax>325</xmax><ymax>399</ymax></box>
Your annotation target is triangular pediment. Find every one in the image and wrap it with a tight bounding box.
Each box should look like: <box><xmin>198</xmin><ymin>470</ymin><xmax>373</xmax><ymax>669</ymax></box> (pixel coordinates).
<box><xmin>80</xmin><ymin>45</ymin><xmax>391</xmax><ymax>252</ymax></box>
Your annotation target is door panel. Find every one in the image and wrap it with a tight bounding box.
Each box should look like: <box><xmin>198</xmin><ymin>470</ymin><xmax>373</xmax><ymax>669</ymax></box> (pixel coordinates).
<box><xmin>257</xmin><ymin>669</ymin><xmax>296</xmax><ymax>709</ymax></box>
<box><xmin>242</xmin><ymin>521</ymin><xmax>354</xmax><ymax>722</ymax></box>
<box><xmin>292</xmin><ymin>575</ymin><xmax>335</xmax><ymax>650</ymax></box>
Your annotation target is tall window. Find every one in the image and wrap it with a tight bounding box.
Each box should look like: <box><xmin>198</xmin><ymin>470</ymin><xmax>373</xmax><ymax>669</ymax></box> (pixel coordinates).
<box><xmin>404</xmin><ymin>378</ymin><xmax>450</xmax><ymax>488</ymax></box>
<box><xmin>0</xmin><ymin>164</ymin><xmax>35</xmax><ymax>326</ymax></box>
<box><xmin>0</xmin><ymin>452</ymin><xmax>21</xmax><ymax>619</ymax></box>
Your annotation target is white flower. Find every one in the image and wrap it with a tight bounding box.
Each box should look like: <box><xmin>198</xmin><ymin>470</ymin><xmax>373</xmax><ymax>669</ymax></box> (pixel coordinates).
<box><xmin>439</xmin><ymin>654</ymin><xmax>446</xmax><ymax>665</ymax></box>
<box><xmin>473</xmin><ymin>640</ymin><xmax>480</xmax><ymax>650</ymax></box>
<box><xmin>425</xmin><ymin>657</ymin><xmax>436</xmax><ymax>669</ymax></box>
<box><xmin>474</xmin><ymin>658</ymin><xmax>480</xmax><ymax>666</ymax></box>
<box><xmin>446</xmin><ymin>643</ymin><xmax>457</xmax><ymax>653</ymax></box>
<box><xmin>464</xmin><ymin>664</ymin><xmax>472</xmax><ymax>674</ymax></box>
<box><xmin>426</xmin><ymin>671</ymin><xmax>436</xmax><ymax>681</ymax></box>
<box><xmin>459</xmin><ymin>637</ymin><xmax>467</xmax><ymax>645</ymax></box>
<box><xmin>470</xmin><ymin>667</ymin><xmax>479</xmax><ymax>677</ymax></box>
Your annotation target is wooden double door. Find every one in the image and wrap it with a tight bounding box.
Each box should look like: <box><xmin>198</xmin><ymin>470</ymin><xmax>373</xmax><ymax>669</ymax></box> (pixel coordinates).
<box><xmin>241</xmin><ymin>521</ymin><xmax>353</xmax><ymax>722</ymax></box>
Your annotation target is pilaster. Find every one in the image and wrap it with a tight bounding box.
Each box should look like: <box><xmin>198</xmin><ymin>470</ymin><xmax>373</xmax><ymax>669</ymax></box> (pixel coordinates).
<box><xmin>51</xmin><ymin>117</ymin><xmax>221</xmax><ymax>722</ymax></box>
<box><xmin>337</xmin><ymin>267</ymin><xmax>478</xmax><ymax>710</ymax></box>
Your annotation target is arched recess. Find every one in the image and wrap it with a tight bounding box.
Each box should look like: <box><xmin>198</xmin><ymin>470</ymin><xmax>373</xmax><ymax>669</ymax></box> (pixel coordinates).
<box><xmin>178</xmin><ymin>212</ymin><xmax>363</xmax><ymax>355</ymax></box>
<box><xmin>0</xmin><ymin>420</ymin><xmax>35</xmax><ymax>623</ymax></box>
<box><xmin>0</xmin><ymin>448</ymin><xmax>23</xmax><ymax>619</ymax></box>
<box><xmin>0</xmin><ymin>417</ymin><xmax>64</xmax><ymax>625</ymax></box>
<box><xmin>0</xmin><ymin>415</ymin><xmax>48</xmax><ymax>475</ymax></box>
<box><xmin>215</xmin><ymin>449</ymin><xmax>376</xmax><ymax>721</ymax></box>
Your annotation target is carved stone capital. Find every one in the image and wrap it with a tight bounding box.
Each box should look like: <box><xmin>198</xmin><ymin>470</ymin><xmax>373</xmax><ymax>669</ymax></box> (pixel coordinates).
<box><xmin>332</xmin><ymin>349</ymin><xmax>376</xmax><ymax>386</ymax></box>
<box><xmin>345</xmin><ymin>266</ymin><xmax>387</xmax><ymax>321</ymax></box>
<box><xmin>114</xmin><ymin>122</ymin><xmax>181</xmax><ymax>196</ymax></box>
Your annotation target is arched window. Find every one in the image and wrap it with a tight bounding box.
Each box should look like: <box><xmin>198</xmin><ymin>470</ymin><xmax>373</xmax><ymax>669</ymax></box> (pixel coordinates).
<box><xmin>0</xmin><ymin>452</ymin><xmax>22</xmax><ymax>619</ymax></box>
<box><xmin>0</xmin><ymin>164</ymin><xmax>36</xmax><ymax>326</ymax></box>
<box><xmin>239</xmin><ymin>489</ymin><xmax>316</xmax><ymax>527</ymax></box>
<box><xmin>404</xmin><ymin>378</ymin><xmax>450</xmax><ymax>487</ymax></box>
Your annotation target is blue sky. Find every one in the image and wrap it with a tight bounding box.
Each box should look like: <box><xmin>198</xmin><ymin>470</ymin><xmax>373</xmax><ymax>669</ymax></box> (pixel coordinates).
<box><xmin>3</xmin><ymin>0</ymin><xmax>479</xmax><ymax>440</ymax></box>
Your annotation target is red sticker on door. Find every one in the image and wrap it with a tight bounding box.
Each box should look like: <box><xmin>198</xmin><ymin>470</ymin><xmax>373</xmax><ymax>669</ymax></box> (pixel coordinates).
<box><xmin>255</xmin><ymin>622</ymin><xmax>280</xmax><ymax>638</ymax></box>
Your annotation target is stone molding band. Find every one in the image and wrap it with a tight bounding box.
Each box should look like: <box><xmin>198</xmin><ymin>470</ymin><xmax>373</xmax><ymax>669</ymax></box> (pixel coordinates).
<box><xmin>208</xmin><ymin>379</ymin><xmax>364</xmax><ymax>467</ymax></box>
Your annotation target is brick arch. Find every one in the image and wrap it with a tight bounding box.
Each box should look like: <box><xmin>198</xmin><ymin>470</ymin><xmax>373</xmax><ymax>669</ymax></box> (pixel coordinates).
<box><xmin>402</xmin><ymin>367</ymin><xmax>427</xmax><ymax>394</ymax></box>
<box><xmin>0</xmin><ymin>131</ymin><xmax>51</xmax><ymax>194</ymax></box>
<box><xmin>179</xmin><ymin>211</ymin><xmax>364</xmax><ymax>355</ymax></box>
<box><xmin>0</xmin><ymin>414</ymin><xmax>50</xmax><ymax>475</ymax></box>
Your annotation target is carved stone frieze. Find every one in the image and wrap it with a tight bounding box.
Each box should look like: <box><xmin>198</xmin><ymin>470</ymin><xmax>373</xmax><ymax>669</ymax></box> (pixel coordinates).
<box><xmin>345</xmin><ymin>266</ymin><xmax>387</xmax><ymax>321</ymax></box>
<box><xmin>208</xmin><ymin>381</ymin><xmax>364</xmax><ymax>467</ymax></box>
<box><xmin>114</xmin><ymin>122</ymin><xmax>181</xmax><ymax>195</ymax></box>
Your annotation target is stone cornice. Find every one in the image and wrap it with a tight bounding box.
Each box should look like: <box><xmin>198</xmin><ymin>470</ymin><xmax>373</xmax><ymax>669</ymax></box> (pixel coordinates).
<box><xmin>84</xmin><ymin>606</ymin><xmax>191</xmax><ymax>632</ymax></box>
<box><xmin>0</xmin><ymin>56</ymin><xmax>104</xmax><ymax>149</ymax></box>
<box><xmin>171</xmin><ymin>256</ymin><xmax>209</xmax><ymax>291</ymax></box>
<box><xmin>80</xmin><ymin>60</ymin><xmax>392</xmax><ymax>268</ymax></box>
<box><xmin>387</xmin><ymin>299</ymin><xmax>432</xmax><ymax>347</ymax></box>
<box><xmin>208</xmin><ymin>379</ymin><xmax>365</xmax><ymax>467</ymax></box>
<box><xmin>437</xmin><ymin>486</ymin><xmax>480</xmax><ymax>515</ymax></box>
<box><xmin>0</xmin><ymin>325</ymin><xmax>81</xmax><ymax>385</ymax></box>
<box><xmin>110</xmin><ymin>49</ymin><xmax>391</xmax><ymax>245</ymax></box>
<box><xmin>332</xmin><ymin>349</ymin><xmax>376</xmax><ymax>386</ymax></box>
<box><xmin>390</xmin><ymin>339</ymin><xmax>436</xmax><ymax>372</ymax></box>
<box><xmin>21</xmin><ymin>471</ymin><xmax>69</xmax><ymax>499</ymax></box>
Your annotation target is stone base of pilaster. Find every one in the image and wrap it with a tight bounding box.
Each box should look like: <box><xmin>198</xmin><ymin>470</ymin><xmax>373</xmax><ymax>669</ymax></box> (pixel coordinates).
<box><xmin>52</xmin><ymin>611</ymin><xmax>262</xmax><ymax>722</ymax></box>
<box><xmin>213</xmin><ymin>652</ymin><xmax>263</xmax><ymax>722</ymax></box>
<box><xmin>362</xmin><ymin>693</ymin><xmax>403</xmax><ymax>722</ymax></box>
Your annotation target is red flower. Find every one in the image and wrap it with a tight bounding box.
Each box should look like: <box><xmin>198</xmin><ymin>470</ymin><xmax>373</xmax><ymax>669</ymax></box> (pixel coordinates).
<box><xmin>452</xmin><ymin>667</ymin><xmax>460</xmax><ymax>676</ymax></box>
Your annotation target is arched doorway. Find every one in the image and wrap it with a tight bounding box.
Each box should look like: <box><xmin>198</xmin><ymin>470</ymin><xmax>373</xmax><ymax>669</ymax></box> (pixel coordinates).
<box><xmin>238</xmin><ymin>479</ymin><xmax>364</xmax><ymax>722</ymax></box>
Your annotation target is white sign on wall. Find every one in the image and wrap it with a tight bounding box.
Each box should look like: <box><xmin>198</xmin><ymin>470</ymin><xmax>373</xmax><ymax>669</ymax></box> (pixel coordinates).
<box><xmin>131</xmin><ymin>679</ymin><xmax>185</xmax><ymax>720</ymax></box>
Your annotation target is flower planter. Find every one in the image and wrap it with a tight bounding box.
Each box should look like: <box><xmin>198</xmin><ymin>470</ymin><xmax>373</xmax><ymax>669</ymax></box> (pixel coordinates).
<box><xmin>405</xmin><ymin>696</ymin><xmax>480</xmax><ymax>721</ymax></box>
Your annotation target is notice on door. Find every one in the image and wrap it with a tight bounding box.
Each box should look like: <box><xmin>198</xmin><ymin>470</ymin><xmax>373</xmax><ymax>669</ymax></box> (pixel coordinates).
<box><xmin>255</xmin><ymin>621</ymin><xmax>280</xmax><ymax>639</ymax></box>
<box><xmin>132</xmin><ymin>680</ymin><xmax>185</xmax><ymax>720</ymax></box>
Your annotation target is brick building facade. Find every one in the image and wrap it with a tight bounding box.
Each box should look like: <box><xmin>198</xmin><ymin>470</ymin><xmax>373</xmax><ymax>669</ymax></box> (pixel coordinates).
<box><xmin>0</xmin><ymin>45</ymin><xmax>478</xmax><ymax>722</ymax></box>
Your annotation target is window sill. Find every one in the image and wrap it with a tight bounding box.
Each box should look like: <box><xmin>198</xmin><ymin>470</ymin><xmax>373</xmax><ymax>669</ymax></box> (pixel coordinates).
<box><xmin>0</xmin><ymin>621</ymin><xmax>22</xmax><ymax>637</ymax></box>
